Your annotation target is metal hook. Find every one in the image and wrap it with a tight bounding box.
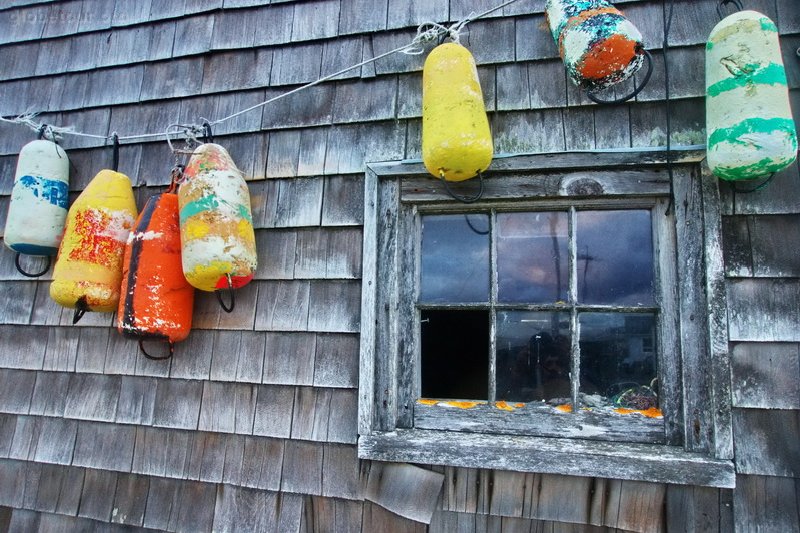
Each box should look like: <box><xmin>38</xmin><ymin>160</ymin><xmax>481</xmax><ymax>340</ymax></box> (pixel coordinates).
<box><xmin>167</xmin><ymin>164</ymin><xmax>186</xmax><ymax>193</ymax></box>
<box><xmin>215</xmin><ymin>273</ymin><xmax>236</xmax><ymax>313</ymax></box>
<box><xmin>716</xmin><ymin>0</ymin><xmax>743</xmax><ymax>19</ymax></box>
<box><xmin>587</xmin><ymin>50</ymin><xmax>654</xmax><ymax>105</ymax></box>
<box><xmin>111</xmin><ymin>132</ymin><xmax>120</xmax><ymax>172</ymax></box>
<box><xmin>37</xmin><ymin>124</ymin><xmax>47</xmax><ymax>140</ymax></box>
<box><xmin>442</xmin><ymin>170</ymin><xmax>485</xmax><ymax>203</ymax></box>
<box><xmin>14</xmin><ymin>252</ymin><xmax>50</xmax><ymax>278</ymax></box>
<box><xmin>139</xmin><ymin>338</ymin><xmax>175</xmax><ymax>360</ymax></box>
<box><xmin>72</xmin><ymin>296</ymin><xmax>88</xmax><ymax>324</ymax></box>
<box><xmin>202</xmin><ymin>121</ymin><xmax>214</xmax><ymax>144</ymax></box>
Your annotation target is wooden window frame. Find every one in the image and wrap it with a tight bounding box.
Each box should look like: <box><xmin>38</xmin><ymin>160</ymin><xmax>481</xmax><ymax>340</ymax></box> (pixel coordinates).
<box><xmin>358</xmin><ymin>151</ymin><xmax>735</xmax><ymax>488</ymax></box>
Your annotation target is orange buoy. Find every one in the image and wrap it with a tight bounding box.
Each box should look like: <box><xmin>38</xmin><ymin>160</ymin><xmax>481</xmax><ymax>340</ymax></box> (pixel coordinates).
<box><xmin>118</xmin><ymin>192</ymin><xmax>194</xmax><ymax>358</ymax></box>
<box><xmin>50</xmin><ymin>170</ymin><xmax>137</xmax><ymax>320</ymax></box>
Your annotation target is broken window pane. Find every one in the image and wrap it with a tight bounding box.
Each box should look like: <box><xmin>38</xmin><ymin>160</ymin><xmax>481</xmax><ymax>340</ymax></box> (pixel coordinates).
<box><xmin>579</xmin><ymin>313</ymin><xmax>658</xmax><ymax>409</ymax></box>
<box><xmin>576</xmin><ymin>210</ymin><xmax>654</xmax><ymax>306</ymax></box>
<box><xmin>497</xmin><ymin>211</ymin><xmax>569</xmax><ymax>304</ymax></box>
<box><xmin>420</xmin><ymin>214</ymin><xmax>490</xmax><ymax>303</ymax></box>
<box><xmin>421</xmin><ymin>309</ymin><xmax>490</xmax><ymax>400</ymax></box>
<box><xmin>496</xmin><ymin>310</ymin><xmax>571</xmax><ymax>402</ymax></box>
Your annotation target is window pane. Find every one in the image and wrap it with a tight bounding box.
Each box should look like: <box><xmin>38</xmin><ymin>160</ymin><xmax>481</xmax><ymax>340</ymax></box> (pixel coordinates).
<box><xmin>579</xmin><ymin>313</ymin><xmax>658</xmax><ymax>409</ymax></box>
<box><xmin>421</xmin><ymin>310</ymin><xmax>489</xmax><ymax>400</ymax></box>
<box><xmin>497</xmin><ymin>212</ymin><xmax>568</xmax><ymax>303</ymax></box>
<box><xmin>576</xmin><ymin>210</ymin><xmax>654</xmax><ymax>306</ymax></box>
<box><xmin>496</xmin><ymin>311</ymin><xmax>571</xmax><ymax>402</ymax></box>
<box><xmin>420</xmin><ymin>214</ymin><xmax>490</xmax><ymax>303</ymax></box>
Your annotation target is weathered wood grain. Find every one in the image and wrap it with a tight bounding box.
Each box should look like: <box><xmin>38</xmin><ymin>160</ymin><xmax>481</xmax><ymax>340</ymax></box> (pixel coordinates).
<box><xmin>314</xmin><ymin>333</ymin><xmax>359</xmax><ymax>388</ymax></box>
<box><xmin>271</xmin><ymin>42</ymin><xmax>323</xmax><ymax>86</ymax></box>
<box><xmin>731</xmin><ymin>342</ymin><xmax>800</xmax><ymax>409</ymax></box>
<box><xmin>728</xmin><ymin>279</ymin><xmax>800</xmax><ymax>342</ymax></box>
<box><xmin>73</xmin><ymin>421</ymin><xmax>135</xmax><ymax>471</ymax></box>
<box><xmin>151</xmin><ymin>379</ymin><xmax>202</xmax><ymax>430</ymax></box>
<box><xmin>0</xmin><ymin>325</ymin><xmax>46</xmax><ymax>370</ymax></box>
<box><xmin>321</xmin><ymin>175</ymin><xmax>365</xmax><ymax>226</ymax></box>
<box><xmin>732</xmin><ymin>408</ymin><xmax>800</xmax><ymax>477</ymax></box>
<box><xmin>263</xmin><ymin>331</ymin><xmax>316</xmax><ymax>386</ymax></box>
<box><xmin>252</xmin><ymin>385</ymin><xmax>295</xmax><ymax>438</ymax></box>
<box><xmin>332</xmin><ymin>77</ymin><xmax>397</xmax><ymax>124</ymax></box>
<box><xmin>0</xmin><ymin>369</ymin><xmax>35</xmax><ymax>414</ymax></box>
<box><xmin>262</xmin><ymin>178</ymin><xmax>324</xmax><ymax>228</ymax></box>
<box><xmin>28</xmin><ymin>372</ymin><xmax>69</xmax><ymax>417</ymax></box>
<box><xmin>115</xmin><ymin>376</ymin><xmax>157</xmax><ymax>426</ymax></box>
<box><xmin>734</xmin><ymin>474</ymin><xmax>799</xmax><ymax>532</ymax></box>
<box><xmin>240</xmin><ymin>435</ymin><xmax>284</xmax><ymax>491</ymax></box>
<box><xmin>307</xmin><ymin>281</ymin><xmax>361</xmax><ymax>332</ymax></box>
<box><xmin>281</xmin><ymin>440</ymin><xmax>323</xmax><ymax>495</ymax></box>
<box><xmin>108</xmin><ymin>473</ymin><xmax>149</xmax><ymax>526</ymax></box>
<box><xmin>365</xmin><ymin>462</ymin><xmax>444</xmax><ymax>524</ymax></box>
<box><xmin>254</xmin><ymin>280</ymin><xmax>311</xmax><ymax>331</ymax></box>
<box><xmin>321</xmin><ymin>35</ymin><xmax>363</xmax><ymax>81</ymax></box>
<box><xmin>360</xmin><ymin>429</ymin><xmax>735</xmax><ymax>487</ymax></box>
<box><xmin>720</xmin><ymin>162</ymin><xmax>800</xmax><ymax>216</ymax></box>
<box><xmin>77</xmin><ymin>468</ymin><xmax>117</xmax><ymax>522</ymax></box>
<box><xmin>748</xmin><ymin>214</ymin><xmax>800</xmax><ymax>277</ymax></box>
<box><xmin>361</xmin><ymin>501</ymin><xmax>427</xmax><ymax>533</ymax></box>
<box><xmin>169</xmin><ymin>330</ymin><xmax>213</xmax><ymax>380</ymax></box>
<box><xmin>63</xmin><ymin>373</ymin><xmax>121</xmax><ymax>421</ymax></box>
<box><xmin>298</xmin><ymin>127</ymin><xmax>329</xmax><ymax>176</ymax></box>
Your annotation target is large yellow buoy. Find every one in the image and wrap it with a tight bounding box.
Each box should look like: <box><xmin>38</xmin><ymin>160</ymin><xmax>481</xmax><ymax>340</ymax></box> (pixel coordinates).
<box><xmin>706</xmin><ymin>11</ymin><xmax>797</xmax><ymax>180</ymax></box>
<box><xmin>178</xmin><ymin>143</ymin><xmax>257</xmax><ymax>295</ymax></box>
<box><xmin>422</xmin><ymin>42</ymin><xmax>493</xmax><ymax>182</ymax></box>
<box><xmin>50</xmin><ymin>170</ymin><xmax>137</xmax><ymax>317</ymax></box>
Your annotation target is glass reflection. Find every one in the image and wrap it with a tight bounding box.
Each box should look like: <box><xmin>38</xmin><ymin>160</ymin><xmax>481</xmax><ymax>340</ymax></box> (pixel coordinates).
<box><xmin>496</xmin><ymin>311</ymin><xmax>571</xmax><ymax>402</ymax></box>
<box><xmin>576</xmin><ymin>210</ymin><xmax>654</xmax><ymax>306</ymax></box>
<box><xmin>497</xmin><ymin>212</ymin><xmax>568</xmax><ymax>303</ymax></box>
<box><xmin>579</xmin><ymin>313</ymin><xmax>658</xmax><ymax>409</ymax></box>
<box><xmin>420</xmin><ymin>214</ymin><xmax>490</xmax><ymax>303</ymax></box>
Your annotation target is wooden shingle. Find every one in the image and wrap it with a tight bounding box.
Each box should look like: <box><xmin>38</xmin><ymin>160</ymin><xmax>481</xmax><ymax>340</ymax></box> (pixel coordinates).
<box><xmin>115</xmin><ymin>376</ymin><xmax>157</xmax><ymax>426</ymax></box>
<box><xmin>63</xmin><ymin>373</ymin><xmax>121</xmax><ymax>421</ymax></box>
<box><xmin>307</xmin><ymin>280</ymin><xmax>361</xmax><ymax>333</ymax></box>
<box><xmin>255</xmin><ymin>229</ymin><xmax>298</xmax><ymax>280</ymax></box>
<box><xmin>198</xmin><ymin>381</ymin><xmax>257</xmax><ymax>434</ymax></box>
<box><xmin>270</xmin><ymin>43</ymin><xmax>323</xmax><ymax>86</ymax></box>
<box><xmin>321</xmin><ymin>174</ymin><xmax>364</xmax><ymax>226</ymax></box>
<box><xmin>332</xmin><ymin>77</ymin><xmax>398</xmax><ymax>124</ymax></box>
<box><xmin>141</xmin><ymin>57</ymin><xmax>204</xmax><ymax>100</ymax></box>
<box><xmin>733</xmin><ymin>474</ymin><xmax>800</xmax><ymax>532</ymax></box>
<box><xmin>0</xmin><ymin>414</ymin><xmax>17</xmax><ymax>458</ymax></box>
<box><xmin>33</xmin><ymin>417</ymin><xmax>77</xmax><ymax>465</ymax></box>
<box><xmin>263</xmin><ymin>332</ymin><xmax>316</xmax><ymax>385</ymax></box>
<box><xmin>42</xmin><ymin>327</ymin><xmax>79</xmax><ymax>372</ymax></box>
<box><xmin>281</xmin><ymin>440</ymin><xmax>323</xmax><ymax>496</ymax></box>
<box><xmin>202</xmin><ymin>50</ymin><xmax>272</xmax><ymax>94</ymax></box>
<box><xmin>291</xmin><ymin>0</ymin><xmax>341</xmax><ymax>42</ymax></box>
<box><xmin>321</xmin><ymin>36</ymin><xmax>364</xmax><ymax>81</ymax></box>
<box><xmin>151</xmin><ymin>378</ymin><xmax>203</xmax><ymax>429</ymax></box>
<box><xmin>73</xmin><ymin>420</ymin><xmax>135</xmax><ymax>471</ymax></box>
<box><xmin>78</xmin><ymin>0</ymin><xmax>116</xmax><ymax>32</ymax></box>
<box><xmin>254</xmin><ymin>280</ymin><xmax>311</xmax><ymax>331</ymax></box>
<box><xmin>732</xmin><ymin>342</ymin><xmax>800</xmax><ymax>409</ymax></box>
<box><xmin>339</xmin><ymin>0</ymin><xmax>387</xmax><ymax>34</ymax></box>
<box><xmin>252</xmin><ymin>385</ymin><xmax>295</xmax><ymax>438</ymax></box>
<box><xmin>313</xmin><ymin>333</ymin><xmax>358</xmax><ymax>388</ymax></box>
<box><xmin>77</xmin><ymin>468</ymin><xmax>117</xmax><ymax>522</ymax></box>
<box><xmin>0</xmin><ymin>368</ymin><xmax>35</xmax><ymax>414</ymax></box>
<box><xmin>733</xmin><ymin>408</ymin><xmax>800</xmax><ymax>476</ymax></box>
<box><xmin>112</xmin><ymin>0</ymin><xmax>152</xmax><ymax>26</ymax></box>
<box><xmin>0</xmin><ymin>281</ymin><xmax>35</xmax><ymax>324</ymax></box>
<box><xmin>298</xmin><ymin>127</ymin><xmax>329</xmax><ymax>176</ymax></box>
<box><xmin>0</xmin><ymin>325</ymin><xmax>47</xmax><ymax>370</ymax></box>
<box><xmin>9</xmin><ymin>416</ymin><xmax>40</xmax><ymax>461</ymax></box>
<box><xmin>28</xmin><ymin>371</ymin><xmax>70</xmax><ymax>417</ymax></box>
<box><xmin>239</xmin><ymin>435</ymin><xmax>284</xmax><ymax>490</ymax></box>
<box><xmin>111</xmin><ymin>473</ymin><xmax>150</xmax><ymax>526</ymax></box>
<box><xmin>366</xmin><ymin>462</ymin><xmax>444</xmax><ymax>524</ymax></box>
<box><xmin>253</xmin><ymin>3</ymin><xmax>294</xmax><ymax>47</ymax></box>
<box><xmin>321</xmin><ymin>444</ymin><xmax>362</xmax><ymax>500</ymax></box>
<box><xmin>173</xmin><ymin>14</ymin><xmax>215</xmax><ymax>56</ymax></box>
<box><xmin>185</xmin><ymin>431</ymin><xmax>227</xmax><ymax>483</ymax></box>
<box><xmin>169</xmin><ymin>329</ymin><xmax>213</xmax><ymax>380</ymax></box>
<box><xmin>211</xmin><ymin>9</ymin><xmax>257</xmax><ymax>49</ymax></box>
<box><xmin>728</xmin><ymin>279</ymin><xmax>800</xmax><ymax>342</ymax></box>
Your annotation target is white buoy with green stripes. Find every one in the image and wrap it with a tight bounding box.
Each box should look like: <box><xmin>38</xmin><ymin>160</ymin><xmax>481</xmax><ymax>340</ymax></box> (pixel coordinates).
<box><xmin>706</xmin><ymin>10</ymin><xmax>797</xmax><ymax>181</ymax></box>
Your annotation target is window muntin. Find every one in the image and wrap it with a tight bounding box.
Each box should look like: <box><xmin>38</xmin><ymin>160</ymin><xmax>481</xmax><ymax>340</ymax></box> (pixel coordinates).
<box><xmin>417</xmin><ymin>206</ymin><xmax>662</xmax><ymax>438</ymax></box>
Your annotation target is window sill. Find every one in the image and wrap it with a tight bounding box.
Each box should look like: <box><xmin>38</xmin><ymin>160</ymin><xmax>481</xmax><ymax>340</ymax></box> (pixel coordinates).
<box><xmin>358</xmin><ymin>429</ymin><xmax>735</xmax><ymax>488</ymax></box>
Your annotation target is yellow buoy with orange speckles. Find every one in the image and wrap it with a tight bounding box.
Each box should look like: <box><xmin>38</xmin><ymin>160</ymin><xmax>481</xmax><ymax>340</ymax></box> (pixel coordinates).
<box><xmin>50</xmin><ymin>170</ymin><xmax>137</xmax><ymax>315</ymax></box>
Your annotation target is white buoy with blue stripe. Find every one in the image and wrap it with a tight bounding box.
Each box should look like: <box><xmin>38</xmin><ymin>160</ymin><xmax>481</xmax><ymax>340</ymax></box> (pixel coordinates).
<box><xmin>4</xmin><ymin>139</ymin><xmax>70</xmax><ymax>257</ymax></box>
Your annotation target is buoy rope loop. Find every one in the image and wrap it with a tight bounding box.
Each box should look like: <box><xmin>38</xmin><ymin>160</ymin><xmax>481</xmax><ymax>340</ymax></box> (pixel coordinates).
<box><xmin>139</xmin><ymin>338</ymin><xmax>175</xmax><ymax>360</ymax></box>
<box><xmin>442</xmin><ymin>171</ymin><xmax>485</xmax><ymax>204</ymax></box>
<box><xmin>202</xmin><ymin>121</ymin><xmax>214</xmax><ymax>144</ymax></box>
<box><xmin>167</xmin><ymin>164</ymin><xmax>186</xmax><ymax>193</ymax></box>
<box><xmin>14</xmin><ymin>252</ymin><xmax>50</xmax><ymax>278</ymax></box>
<box><xmin>111</xmin><ymin>132</ymin><xmax>120</xmax><ymax>172</ymax></box>
<box><xmin>216</xmin><ymin>274</ymin><xmax>236</xmax><ymax>313</ymax></box>
<box><xmin>717</xmin><ymin>0</ymin><xmax>743</xmax><ymax>19</ymax></box>
<box><xmin>586</xmin><ymin>50</ymin><xmax>654</xmax><ymax>105</ymax></box>
<box><xmin>730</xmin><ymin>172</ymin><xmax>776</xmax><ymax>194</ymax></box>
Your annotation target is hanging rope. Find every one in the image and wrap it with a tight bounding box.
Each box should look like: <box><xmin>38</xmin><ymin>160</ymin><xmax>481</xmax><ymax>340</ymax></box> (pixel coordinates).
<box><xmin>586</xmin><ymin>50</ymin><xmax>654</xmax><ymax>105</ymax></box>
<box><xmin>0</xmin><ymin>0</ymin><xmax>523</xmax><ymax>147</ymax></box>
<box><xmin>663</xmin><ymin>0</ymin><xmax>676</xmax><ymax>216</ymax></box>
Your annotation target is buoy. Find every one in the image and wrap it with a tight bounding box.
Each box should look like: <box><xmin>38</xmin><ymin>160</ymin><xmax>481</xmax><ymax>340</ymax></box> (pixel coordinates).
<box><xmin>545</xmin><ymin>0</ymin><xmax>646</xmax><ymax>92</ymax></box>
<box><xmin>178</xmin><ymin>143</ymin><xmax>257</xmax><ymax>304</ymax></box>
<box><xmin>422</xmin><ymin>42</ymin><xmax>493</xmax><ymax>182</ymax></box>
<box><xmin>706</xmin><ymin>11</ymin><xmax>797</xmax><ymax>181</ymax></box>
<box><xmin>50</xmin><ymin>170</ymin><xmax>137</xmax><ymax>319</ymax></box>
<box><xmin>4</xmin><ymin>139</ymin><xmax>69</xmax><ymax>273</ymax></box>
<box><xmin>118</xmin><ymin>192</ymin><xmax>194</xmax><ymax>358</ymax></box>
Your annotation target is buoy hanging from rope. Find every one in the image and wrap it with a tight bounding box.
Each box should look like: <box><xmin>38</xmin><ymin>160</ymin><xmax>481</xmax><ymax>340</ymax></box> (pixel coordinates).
<box><xmin>178</xmin><ymin>143</ymin><xmax>257</xmax><ymax>312</ymax></box>
<box><xmin>50</xmin><ymin>170</ymin><xmax>137</xmax><ymax>323</ymax></box>
<box><xmin>545</xmin><ymin>0</ymin><xmax>648</xmax><ymax>98</ymax></box>
<box><xmin>706</xmin><ymin>10</ymin><xmax>797</xmax><ymax>181</ymax></box>
<box><xmin>118</xmin><ymin>184</ymin><xmax>194</xmax><ymax>360</ymax></box>
<box><xmin>4</xmin><ymin>131</ymin><xmax>69</xmax><ymax>277</ymax></box>
<box><xmin>422</xmin><ymin>42</ymin><xmax>493</xmax><ymax>186</ymax></box>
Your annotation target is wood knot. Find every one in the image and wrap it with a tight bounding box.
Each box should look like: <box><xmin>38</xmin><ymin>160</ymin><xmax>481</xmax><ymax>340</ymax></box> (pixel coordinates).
<box><xmin>564</xmin><ymin>177</ymin><xmax>604</xmax><ymax>196</ymax></box>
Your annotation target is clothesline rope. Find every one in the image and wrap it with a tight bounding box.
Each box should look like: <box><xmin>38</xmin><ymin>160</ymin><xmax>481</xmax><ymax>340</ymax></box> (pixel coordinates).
<box><xmin>0</xmin><ymin>0</ymin><xmax>523</xmax><ymax>150</ymax></box>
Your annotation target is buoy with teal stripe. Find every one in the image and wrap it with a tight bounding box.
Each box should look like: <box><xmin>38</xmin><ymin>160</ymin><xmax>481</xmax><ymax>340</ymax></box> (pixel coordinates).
<box><xmin>706</xmin><ymin>10</ymin><xmax>797</xmax><ymax>181</ymax></box>
<box><xmin>4</xmin><ymin>137</ymin><xmax>70</xmax><ymax>276</ymax></box>
<box><xmin>178</xmin><ymin>143</ymin><xmax>257</xmax><ymax>311</ymax></box>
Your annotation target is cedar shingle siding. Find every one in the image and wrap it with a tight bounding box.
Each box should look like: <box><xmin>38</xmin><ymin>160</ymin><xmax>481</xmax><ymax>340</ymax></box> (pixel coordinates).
<box><xmin>0</xmin><ymin>0</ymin><xmax>798</xmax><ymax>531</ymax></box>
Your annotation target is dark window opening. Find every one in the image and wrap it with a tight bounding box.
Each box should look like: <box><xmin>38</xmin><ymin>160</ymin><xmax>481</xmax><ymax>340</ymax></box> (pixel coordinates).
<box><xmin>421</xmin><ymin>309</ymin><xmax>489</xmax><ymax>400</ymax></box>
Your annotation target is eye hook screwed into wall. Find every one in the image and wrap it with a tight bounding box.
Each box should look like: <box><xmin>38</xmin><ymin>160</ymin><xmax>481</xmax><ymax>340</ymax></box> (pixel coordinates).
<box><xmin>716</xmin><ymin>0</ymin><xmax>743</xmax><ymax>20</ymax></box>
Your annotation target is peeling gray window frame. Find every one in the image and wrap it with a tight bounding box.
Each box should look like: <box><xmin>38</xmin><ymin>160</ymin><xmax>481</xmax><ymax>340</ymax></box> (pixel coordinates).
<box><xmin>358</xmin><ymin>151</ymin><xmax>736</xmax><ymax>488</ymax></box>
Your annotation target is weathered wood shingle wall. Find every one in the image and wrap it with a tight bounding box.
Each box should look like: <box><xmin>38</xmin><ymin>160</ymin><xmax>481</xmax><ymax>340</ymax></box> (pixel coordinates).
<box><xmin>0</xmin><ymin>0</ymin><xmax>798</xmax><ymax>531</ymax></box>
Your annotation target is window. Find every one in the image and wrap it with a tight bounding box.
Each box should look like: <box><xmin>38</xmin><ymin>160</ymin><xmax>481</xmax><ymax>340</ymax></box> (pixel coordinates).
<box><xmin>358</xmin><ymin>152</ymin><xmax>735</xmax><ymax>487</ymax></box>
